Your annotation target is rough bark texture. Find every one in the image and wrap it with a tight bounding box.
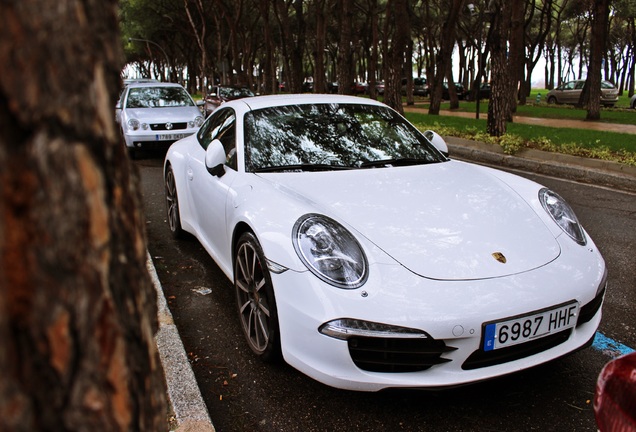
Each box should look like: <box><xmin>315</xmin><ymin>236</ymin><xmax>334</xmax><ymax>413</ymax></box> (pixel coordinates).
<box><xmin>0</xmin><ymin>1</ymin><xmax>168</xmax><ymax>431</ymax></box>
<box><xmin>337</xmin><ymin>0</ymin><xmax>355</xmax><ymax>95</ymax></box>
<box><xmin>487</xmin><ymin>0</ymin><xmax>512</xmax><ymax>137</ymax></box>
<box><xmin>383</xmin><ymin>0</ymin><xmax>410</xmax><ymax>113</ymax></box>
<box><xmin>428</xmin><ymin>0</ymin><xmax>464</xmax><ymax>115</ymax></box>
<box><xmin>582</xmin><ymin>0</ymin><xmax>610</xmax><ymax>120</ymax></box>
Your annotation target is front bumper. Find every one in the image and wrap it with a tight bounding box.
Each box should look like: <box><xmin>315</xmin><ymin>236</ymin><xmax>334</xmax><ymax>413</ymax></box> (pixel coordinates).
<box><xmin>122</xmin><ymin>129</ymin><xmax>197</xmax><ymax>149</ymax></box>
<box><xmin>270</xmin><ymin>239</ymin><xmax>606</xmax><ymax>391</ymax></box>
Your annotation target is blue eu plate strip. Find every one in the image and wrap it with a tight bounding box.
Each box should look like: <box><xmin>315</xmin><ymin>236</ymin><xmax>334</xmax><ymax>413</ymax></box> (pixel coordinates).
<box><xmin>483</xmin><ymin>323</ymin><xmax>496</xmax><ymax>352</ymax></box>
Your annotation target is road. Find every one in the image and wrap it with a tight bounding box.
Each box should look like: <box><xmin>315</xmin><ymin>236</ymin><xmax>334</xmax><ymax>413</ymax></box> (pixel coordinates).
<box><xmin>137</xmin><ymin>153</ymin><xmax>635</xmax><ymax>432</ymax></box>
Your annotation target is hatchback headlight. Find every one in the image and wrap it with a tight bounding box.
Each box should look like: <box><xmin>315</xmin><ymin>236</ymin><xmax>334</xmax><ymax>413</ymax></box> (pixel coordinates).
<box><xmin>127</xmin><ymin>118</ymin><xmax>140</xmax><ymax>131</ymax></box>
<box><xmin>191</xmin><ymin>115</ymin><xmax>204</xmax><ymax>128</ymax></box>
<box><xmin>539</xmin><ymin>188</ymin><xmax>586</xmax><ymax>245</ymax></box>
<box><xmin>293</xmin><ymin>214</ymin><xmax>368</xmax><ymax>289</ymax></box>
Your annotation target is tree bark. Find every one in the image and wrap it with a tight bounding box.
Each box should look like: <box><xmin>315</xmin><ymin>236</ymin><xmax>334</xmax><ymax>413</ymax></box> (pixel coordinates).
<box><xmin>428</xmin><ymin>0</ymin><xmax>464</xmax><ymax>115</ymax></box>
<box><xmin>383</xmin><ymin>0</ymin><xmax>410</xmax><ymax>113</ymax></box>
<box><xmin>367</xmin><ymin>0</ymin><xmax>380</xmax><ymax>100</ymax></box>
<box><xmin>488</xmin><ymin>0</ymin><xmax>513</xmax><ymax>136</ymax></box>
<box><xmin>582</xmin><ymin>0</ymin><xmax>611</xmax><ymax>120</ymax></box>
<box><xmin>337</xmin><ymin>0</ymin><xmax>355</xmax><ymax>95</ymax></box>
<box><xmin>313</xmin><ymin>0</ymin><xmax>327</xmax><ymax>94</ymax></box>
<box><xmin>0</xmin><ymin>1</ymin><xmax>168</xmax><ymax>430</ymax></box>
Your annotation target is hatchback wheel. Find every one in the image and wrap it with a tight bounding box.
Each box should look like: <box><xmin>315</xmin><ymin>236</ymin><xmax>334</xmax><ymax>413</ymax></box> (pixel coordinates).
<box><xmin>165</xmin><ymin>166</ymin><xmax>184</xmax><ymax>239</ymax></box>
<box><xmin>234</xmin><ymin>232</ymin><xmax>281</xmax><ymax>361</ymax></box>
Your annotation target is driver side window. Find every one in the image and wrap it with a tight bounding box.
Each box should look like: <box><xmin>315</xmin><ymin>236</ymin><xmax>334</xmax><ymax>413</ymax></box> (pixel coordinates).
<box><xmin>197</xmin><ymin>108</ymin><xmax>237</xmax><ymax>170</ymax></box>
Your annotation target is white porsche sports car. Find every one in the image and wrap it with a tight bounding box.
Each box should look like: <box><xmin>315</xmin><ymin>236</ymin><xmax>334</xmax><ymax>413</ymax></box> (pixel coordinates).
<box><xmin>164</xmin><ymin>94</ymin><xmax>606</xmax><ymax>391</ymax></box>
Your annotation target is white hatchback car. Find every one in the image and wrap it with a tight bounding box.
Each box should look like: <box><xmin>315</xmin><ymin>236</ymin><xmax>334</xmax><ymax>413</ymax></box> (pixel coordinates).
<box><xmin>117</xmin><ymin>82</ymin><xmax>203</xmax><ymax>157</ymax></box>
<box><xmin>164</xmin><ymin>94</ymin><xmax>606</xmax><ymax>391</ymax></box>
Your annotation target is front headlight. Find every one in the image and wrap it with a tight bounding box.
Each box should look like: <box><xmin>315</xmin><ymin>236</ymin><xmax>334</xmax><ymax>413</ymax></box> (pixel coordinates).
<box><xmin>126</xmin><ymin>118</ymin><xmax>148</xmax><ymax>131</ymax></box>
<box><xmin>293</xmin><ymin>214</ymin><xmax>368</xmax><ymax>289</ymax></box>
<box><xmin>539</xmin><ymin>188</ymin><xmax>586</xmax><ymax>245</ymax></box>
<box><xmin>190</xmin><ymin>115</ymin><xmax>204</xmax><ymax>128</ymax></box>
<box><xmin>127</xmin><ymin>118</ymin><xmax>140</xmax><ymax>131</ymax></box>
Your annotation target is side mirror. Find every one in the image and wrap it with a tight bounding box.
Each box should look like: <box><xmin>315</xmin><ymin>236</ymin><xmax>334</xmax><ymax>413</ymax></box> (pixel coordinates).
<box><xmin>196</xmin><ymin>100</ymin><xmax>205</xmax><ymax>106</ymax></box>
<box><xmin>424</xmin><ymin>130</ymin><xmax>449</xmax><ymax>157</ymax></box>
<box><xmin>205</xmin><ymin>139</ymin><xmax>226</xmax><ymax>177</ymax></box>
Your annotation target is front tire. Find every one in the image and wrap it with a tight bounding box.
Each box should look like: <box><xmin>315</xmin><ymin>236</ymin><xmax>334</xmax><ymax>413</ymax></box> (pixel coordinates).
<box><xmin>165</xmin><ymin>166</ymin><xmax>184</xmax><ymax>239</ymax></box>
<box><xmin>234</xmin><ymin>232</ymin><xmax>281</xmax><ymax>361</ymax></box>
<box><xmin>547</xmin><ymin>96</ymin><xmax>557</xmax><ymax>105</ymax></box>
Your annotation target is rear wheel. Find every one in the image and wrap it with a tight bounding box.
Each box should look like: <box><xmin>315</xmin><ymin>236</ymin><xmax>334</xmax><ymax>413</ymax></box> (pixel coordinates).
<box><xmin>164</xmin><ymin>166</ymin><xmax>184</xmax><ymax>239</ymax></box>
<box><xmin>234</xmin><ymin>232</ymin><xmax>281</xmax><ymax>361</ymax></box>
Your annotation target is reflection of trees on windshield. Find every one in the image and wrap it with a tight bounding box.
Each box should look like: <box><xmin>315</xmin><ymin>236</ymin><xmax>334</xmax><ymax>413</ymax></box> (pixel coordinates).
<box><xmin>244</xmin><ymin>104</ymin><xmax>444</xmax><ymax>170</ymax></box>
<box><xmin>126</xmin><ymin>87</ymin><xmax>194</xmax><ymax>108</ymax></box>
<box><xmin>219</xmin><ymin>87</ymin><xmax>254</xmax><ymax>98</ymax></box>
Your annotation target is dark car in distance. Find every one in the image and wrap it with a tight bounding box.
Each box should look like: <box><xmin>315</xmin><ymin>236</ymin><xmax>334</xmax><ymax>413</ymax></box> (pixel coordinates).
<box><xmin>465</xmin><ymin>82</ymin><xmax>491</xmax><ymax>101</ymax></box>
<box><xmin>204</xmin><ymin>85</ymin><xmax>255</xmax><ymax>116</ymax></box>
<box><xmin>442</xmin><ymin>82</ymin><xmax>466</xmax><ymax>100</ymax></box>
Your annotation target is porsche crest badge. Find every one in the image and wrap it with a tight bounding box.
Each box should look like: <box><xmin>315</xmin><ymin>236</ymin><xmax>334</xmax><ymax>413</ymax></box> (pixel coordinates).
<box><xmin>492</xmin><ymin>252</ymin><xmax>507</xmax><ymax>264</ymax></box>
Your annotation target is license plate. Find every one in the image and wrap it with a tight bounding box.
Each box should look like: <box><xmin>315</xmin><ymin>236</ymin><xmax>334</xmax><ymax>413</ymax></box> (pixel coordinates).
<box><xmin>156</xmin><ymin>133</ymin><xmax>189</xmax><ymax>141</ymax></box>
<box><xmin>483</xmin><ymin>301</ymin><xmax>579</xmax><ymax>351</ymax></box>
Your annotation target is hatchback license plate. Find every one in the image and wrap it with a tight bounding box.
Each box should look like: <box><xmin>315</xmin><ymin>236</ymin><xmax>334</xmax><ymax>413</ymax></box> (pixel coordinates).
<box><xmin>156</xmin><ymin>133</ymin><xmax>189</xmax><ymax>141</ymax></box>
<box><xmin>483</xmin><ymin>302</ymin><xmax>579</xmax><ymax>351</ymax></box>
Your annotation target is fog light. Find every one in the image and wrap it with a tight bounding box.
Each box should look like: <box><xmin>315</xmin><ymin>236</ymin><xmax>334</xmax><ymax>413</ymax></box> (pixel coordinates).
<box><xmin>319</xmin><ymin>318</ymin><xmax>429</xmax><ymax>340</ymax></box>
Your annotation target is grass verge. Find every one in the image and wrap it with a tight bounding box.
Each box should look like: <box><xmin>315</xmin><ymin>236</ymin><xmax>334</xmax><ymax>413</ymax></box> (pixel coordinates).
<box><xmin>404</xmin><ymin>111</ymin><xmax>636</xmax><ymax>167</ymax></box>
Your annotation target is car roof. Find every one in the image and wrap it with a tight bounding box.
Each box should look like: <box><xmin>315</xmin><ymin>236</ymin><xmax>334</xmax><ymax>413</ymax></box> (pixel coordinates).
<box><xmin>227</xmin><ymin>93</ymin><xmax>387</xmax><ymax>111</ymax></box>
<box><xmin>123</xmin><ymin>78</ymin><xmax>158</xmax><ymax>84</ymax></box>
<box><xmin>125</xmin><ymin>81</ymin><xmax>186</xmax><ymax>89</ymax></box>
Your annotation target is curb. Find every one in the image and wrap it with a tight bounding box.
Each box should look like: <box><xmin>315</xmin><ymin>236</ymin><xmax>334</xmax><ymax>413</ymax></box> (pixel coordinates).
<box><xmin>445</xmin><ymin>136</ymin><xmax>636</xmax><ymax>194</ymax></box>
<box><xmin>148</xmin><ymin>254</ymin><xmax>216</xmax><ymax>432</ymax></box>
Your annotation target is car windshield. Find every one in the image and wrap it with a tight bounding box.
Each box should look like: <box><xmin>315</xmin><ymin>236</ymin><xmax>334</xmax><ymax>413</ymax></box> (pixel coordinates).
<box><xmin>125</xmin><ymin>86</ymin><xmax>194</xmax><ymax>108</ymax></box>
<box><xmin>244</xmin><ymin>103</ymin><xmax>446</xmax><ymax>172</ymax></box>
<box><xmin>219</xmin><ymin>87</ymin><xmax>254</xmax><ymax>98</ymax></box>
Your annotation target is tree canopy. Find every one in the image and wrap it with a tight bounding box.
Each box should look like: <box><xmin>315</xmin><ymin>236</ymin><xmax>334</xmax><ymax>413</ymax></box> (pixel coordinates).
<box><xmin>120</xmin><ymin>0</ymin><xmax>635</xmax><ymax>131</ymax></box>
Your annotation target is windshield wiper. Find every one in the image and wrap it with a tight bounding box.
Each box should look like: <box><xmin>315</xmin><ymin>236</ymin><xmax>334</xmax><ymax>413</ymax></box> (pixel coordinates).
<box><xmin>253</xmin><ymin>163</ymin><xmax>354</xmax><ymax>173</ymax></box>
<box><xmin>359</xmin><ymin>158</ymin><xmax>435</xmax><ymax>169</ymax></box>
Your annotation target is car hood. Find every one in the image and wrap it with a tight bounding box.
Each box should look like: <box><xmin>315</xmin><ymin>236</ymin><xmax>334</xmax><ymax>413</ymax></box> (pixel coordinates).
<box><xmin>124</xmin><ymin>106</ymin><xmax>200</xmax><ymax>123</ymax></box>
<box><xmin>260</xmin><ymin>161</ymin><xmax>560</xmax><ymax>280</ymax></box>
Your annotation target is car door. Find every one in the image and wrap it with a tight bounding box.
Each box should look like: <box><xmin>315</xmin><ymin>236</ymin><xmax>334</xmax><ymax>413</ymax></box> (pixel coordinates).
<box><xmin>560</xmin><ymin>81</ymin><xmax>578</xmax><ymax>104</ymax></box>
<box><xmin>187</xmin><ymin>107</ymin><xmax>238</xmax><ymax>273</ymax></box>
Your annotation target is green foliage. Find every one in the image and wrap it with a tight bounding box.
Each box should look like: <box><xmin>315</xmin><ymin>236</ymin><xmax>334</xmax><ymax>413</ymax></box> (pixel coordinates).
<box><xmin>405</xmin><ymin>112</ymin><xmax>636</xmax><ymax>167</ymax></box>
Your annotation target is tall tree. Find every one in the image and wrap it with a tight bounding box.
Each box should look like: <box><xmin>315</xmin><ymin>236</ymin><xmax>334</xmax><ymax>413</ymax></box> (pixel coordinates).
<box><xmin>337</xmin><ymin>0</ymin><xmax>355</xmax><ymax>94</ymax></box>
<box><xmin>313</xmin><ymin>0</ymin><xmax>328</xmax><ymax>93</ymax></box>
<box><xmin>184</xmin><ymin>0</ymin><xmax>209</xmax><ymax>89</ymax></box>
<box><xmin>580</xmin><ymin>0</ymin><xmax>611</xmax><ymax>120</ymax></box>
<box><xmin>487</xmin><ymin>0</ymin><xmax>513</xmax><ymax>136</ymax></box>
<box><xmin>428</xmin><ymin>0</ymin><xmax>465</xmax><ymax>115</ymax></box>
<box><xmin>0</xmin><ymin>0</ymin><xmax>167</xmax><ymax>430</ymax></box>
<box><xmin>383</xmin><ymin>0</ymin><xmax>411</xmax><ymax>112</ymax></box>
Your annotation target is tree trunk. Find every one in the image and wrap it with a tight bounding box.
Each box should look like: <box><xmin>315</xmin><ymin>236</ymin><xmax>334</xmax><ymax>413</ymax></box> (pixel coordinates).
<box><xmin>582</xmin><ymin>0</ymin><xmax>611</xmax><ymax>120</ymax></box>
<box><xmin>314</xmin><ymin>0</ymin><xmax>327</xmax><ymax>94</ymax></box>
<box><xmin>506</xmin><ymin>0</ymin><xmax>525</xmax><ymax>116</ymax></box>
<box><xmin>428</xmin><ymin>0</ymin><xmax>464</xmax><ymax>115</ymax></box>
<box><xmin>367</xmin><ymin>0</ymin><xmax>380</xmax><ymax>100</ymax></box>
<box><xmin>488</xmin><ymin>0</ymin><xmax>512</xmax><ymax>136</ymax></box>
<box><xmin>0</xmin><ymin>1</ymin><xmax>168</xmax><ymax>430</ymax></box>
<box><xmin>337</xmin><ymin>0</ymin><xmax>355</xmax><ymax>95</ymax></box>
<box><xmin>383</xmin><ymin>0</ymin><xmax>410</xmax><ymax>113</ymax></box>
